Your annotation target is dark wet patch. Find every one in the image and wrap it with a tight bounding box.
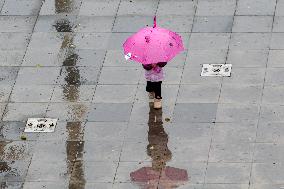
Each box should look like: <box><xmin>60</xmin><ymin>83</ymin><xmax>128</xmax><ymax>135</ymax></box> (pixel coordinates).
<box><xmin>53</xmin><ymin>19</ymin><xmax>73</xmax><ymax>32</ymax></box>
<box><xmin>63</xmin><ymin>53</ymin><xmax>79</xmax><ymax>66</ymax></box>
<box><xmin>62</xmin><ymin>66</ymin><xmax>81</xmax><ymax>85</ymax></box>
<box><xmin>0</xmin><ymin>162</ymin><xmax>11</xmax><ymax>173</ymax></box>
<box><xmin>55</xmin><ymin>0</ymin><xmax>74</xmax><ymax>13</ymax></box>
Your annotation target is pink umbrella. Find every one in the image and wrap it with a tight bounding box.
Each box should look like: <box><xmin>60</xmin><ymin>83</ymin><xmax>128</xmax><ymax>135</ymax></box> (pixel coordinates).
<box><xmin>123</xmin><ymin>16</ymin><xmax>185</xmax><ymax>65</ymax></box>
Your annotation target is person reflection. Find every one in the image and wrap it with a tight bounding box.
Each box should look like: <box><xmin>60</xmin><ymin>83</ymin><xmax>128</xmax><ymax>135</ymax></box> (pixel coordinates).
<box><xmin>131</xmin><ymin>103</ymin><xmax>188</xmax><ymax>189</ymax></box>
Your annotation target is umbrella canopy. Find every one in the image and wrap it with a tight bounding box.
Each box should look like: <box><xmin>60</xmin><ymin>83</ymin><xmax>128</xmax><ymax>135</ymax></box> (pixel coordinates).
<box><xmin>123</xmin><ymin>16</ymin><xmax>184</xmax><ymax>65</ymax></box>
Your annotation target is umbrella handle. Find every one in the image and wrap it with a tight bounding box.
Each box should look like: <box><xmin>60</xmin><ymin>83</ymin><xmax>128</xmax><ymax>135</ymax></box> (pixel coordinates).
<box><xmin>153</xmin><ymin>16</ymin><xmax>157</xmax><ymax>28</ymax></box>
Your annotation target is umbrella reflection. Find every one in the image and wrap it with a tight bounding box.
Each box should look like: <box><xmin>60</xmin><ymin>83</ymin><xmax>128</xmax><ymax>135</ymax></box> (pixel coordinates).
<box><xmin>131</xmin><ymin>103</ymin><xmax>189</xmax><ymax>189</ymax></box>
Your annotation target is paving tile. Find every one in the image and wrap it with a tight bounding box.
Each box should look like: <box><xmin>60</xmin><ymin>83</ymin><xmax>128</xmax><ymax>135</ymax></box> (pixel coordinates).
<box><xmin>233</xmin><ymin>16</ymin><xmax>273</xmax><ymax>32</ymax></box>
<box><xmin>118</xmin><ymin>0</ymin><xmax>158</xmax><ymax>16</ymax></box>
<box><xmin>0</xmin><ymin>67</ymin><xmax>19</xmax><ymax>85</ymax></box>
<box><xmin>257</xmin><ymin>122</ymin><xmax>284</xmax><ymax>143</ymax></box>
<box><xmin>120</xmin><ymin>141</ymin><xmax>150</xmax><ymax>162</ymax></box>
<box><xmin>87</xmin><ymin>103</ymin><xmax>132</xmax><ymax>122</ymax></box>
<box><xmin>67</xmin><ymin>49</ymin><xmax>106</xmax><ymax>67</ymax></box>
<box><xmin>157</xmin><ymin>0</ymin><xmax>195</xmax><ymax>16</ymax></box>
<box><xmin>34</xmin><ymin>15</ymin><xmax>77</xmax><ymax>32</ymax></box>
<box><xmin>251</xmin><ymin>163</ymin><xmax>284</xmax><ymax>184</ymax></box>
<box><xmin>84</xmin><ymin>122</ymin><xmax>127</xmax><ymax>141</ymax></box>
<box><xmin>0</xmin><ymin>16</ymin><xmax>36</xmax><ymax>32</ymax></box>
<box><xmin>57</xmin><ymin>66</ymin><xmax>100</xmax><ymax>85</ymax></box>
<box><xmin>276</xmin><ymin>0</ymin><xmax>284</xmax><ymax>16</ymax></box>
<box><xmin>219</xmin><ymin>84</ymin><xmax>262</xmax><ymax>104</ymax></box>
<box><xmin>10</xmin><ymin>85</ymin><xmax>53</xmax><ymax>103</ymax></box>
<box><xmin>0</xmin><ymin>33</ymin><xmax>30</xmax><ymax>51</ymax></box>
<box><xmin>79</xmin><ymin>0</ymin><xmax>120</xmax><ymax>16</ymax></box>
<box><xmin>254</xmin><ymin>143</ymin><xmax>284</xmax><ymax>163</ymax></box>
<box><xmin>236</xmin><ymin>0</ymin><xmax>277</xmax><ymax>15</ymax></box>
<box><xmin>272</xmin><ymin>17</ymin><xmax>284</xmax><ymax>32</ymax></box>
<box><xmin>260</xmin><ymin>105</ymin><xmax>284</xmax><ymax>122</ymax></box>
<box><xmin>265</xmin><ymin>68</ymin><xmax>284</xmax><ymax>85</ymax></box>
<box><xmin>85</xmin><ymin>183</ymin><xmax>113</xmax><ymax>189</ymax></box>
<box><xmin>0</xmin><ymin>50</ymin><xmax>26</xmax><ymax>66</ymax></box>
<box><xmin>28</xmin><ymin>32</ymin><xmax>64</xmax><ymax>50</ymax></box>
<box><xmin>104</xmin><ymin>49</ymin><xmax>139</xmax><ymax>67</ymax></box>
<box><xmin>22</xmin><ymin>48</ymin><xmax>61</xmax><ymax>67</ymax></box>
<box><xmin>51</xmin><ymin>85</ymin><xmax>95</xmax><ymax>102</ymax></box>
<box><xmin>216</xmin><ymin>104</ymin><xmax>259</xmax><ymax>122</ymax></box>
<box><xmin>262</xmin><ymin>85</ymin><xmax>284</xmax><ymax>104</ymax></box>
<box><xmin>1</xmin><ymin>0</ymin><xmax>42</xmax><ymax>15</ymax></box>
<box><xmin>227</xmin><ymin>50</ymin><xmax>268</xmax><ymax>68</ymax></box>
<box><xmin>177</xmin><ymin>84</ymin><xmax>221</xmax><ymax>103</ymax></box>
<box><xmin>46</xmin><ymin>102</ymin><xmax>89</xmax><ymax>121</ymax></box>
<box><xmin>193</xmin><ymin>16</ymin><xmax>234</xmax><ymax>33</ymax></box>
<box><xmin>268</xmin><ymin>50</ymin><xmax>284</xmax><ymax>67</ymax></box>
<box><xmin>73</xmin><ymin>33</ymin><xmax>110</xmax><ymax>50</ymax></box>
<box><xmin>196</xmin><ymin>0</ymin><xmax>236</xmax><ymax>16</ymax></box>
<box><xmin>189</xmin><ymin>33</ymin><xmax>230</xmax><ymax>50</ymax></box>
<box><xmin>75</xmin><ymin>16</ymin><xmax>114</xmax><ymax>32</ymax></box>
<box><xmin>93</xmin><ymin>85</ymin><xmax>137</xmax><ymax>103</ymax></box>
<box><xmin>40</xmin><ymin>0</ymin><xmax>82</xmax><ymax>15</ymax></box>
<box><xmin>271</xmin><ymin>33</ymin><xmax>284</xmax><ymax>49</ymax></box>
<box><xmin>212</xmin><ymin>122</ymin><xmax>257</xmax><ymax>143</ymax></box>
<box><xmin>173</xmin><ymin>103</ymin><xmax>217</xmax><ymax>123</ymax></box>
<box><xmin>98</xmin><ymin>67</ymin><xmax>141</xmax><ymax>85</ymax></box>
<box><xmin>223</xmin><ymin>68</ymin><xmax>265</xmax><ymax>85</ymax></box>
<box><xmin>107</xmin><ymin>32</ymin><xmax>135</xmax><ymax>50</ymax></box>
<box><xmin>2</xmin><ymin>102</ymin><xmax>48</xmax><ymax>121</ymax></box>
<box><xmin>113</xmin><ymin>182</ymin><xmax>158</xmax><ymax>189</ymax></box>
<box><xmin>205</xmin><ymin>163</ymin><xmax>251</xmax><ymax>184</ymax></box>
<box><xmin>186</xmin><ymin>50</ymin><xmax>227</xmax><ymax>68</ymax></box>
<box><xmin>1</xmin><ymin>182</ymin><xmax>23</xmax><ymax>189</ymax></box>
<box><xmin>0</xmin><ymin>103</ymin><xmax>7</xmax><ymax>118</ymax></box>
<box><xmin>0</xmin><ymin>141</ymin><xmax>34</xmax><ymax>161</ymax></box>
<box><xmin>23</xmin><ymin>182</ymin><xmax>68</xmax><ymax>189</ymax></box>
<box><xmin>204</xmin><ymin>184</ymin><xmax>249</xmax><ymax>189</ymax></box>
<box><xmin>229</xmin><ymin>33</ymin><xmax>270</xmax><ymax>50</ymax></box>
<box><xmin>208</xmin><ymin>142</ymin><xmax>253</xmax><ymax>163</ymax></box>
<box><xmin>157</xmin><ymin>15</ymin><xmax>194</xmax><ymax>33</ymax></box>
<box><xmin>113</xmin><ymin>15</ymin><xmax>153</xmax><ymax>32</ymax></box>
<box><xmin>0</xmin><ymin>160</ymin><xmax>31</xmax><ymax>182</ymax></box>
<box><xmin>0</xmin><ymin>85</ymin><xmax>12</xmax><ymax>102</ymax></box>
<box><xmin>16</xmin><ymin>67</ymin><xmax>60</xmax><ymax>85</ymax></box>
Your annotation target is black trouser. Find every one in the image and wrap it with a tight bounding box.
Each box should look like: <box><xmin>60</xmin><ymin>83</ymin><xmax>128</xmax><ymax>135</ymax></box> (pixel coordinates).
<box><xmin>146</xmin><ymin>81</ymin><xmax>162</xmax><ymax>99</ymax></box>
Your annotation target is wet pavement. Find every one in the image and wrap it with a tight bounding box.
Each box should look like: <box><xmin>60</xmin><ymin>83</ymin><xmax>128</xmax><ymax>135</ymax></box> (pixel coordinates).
<box><xmin>0</xmin><ymin>0</ymin><xmax>284</xmax><ymax>188</ymax></box>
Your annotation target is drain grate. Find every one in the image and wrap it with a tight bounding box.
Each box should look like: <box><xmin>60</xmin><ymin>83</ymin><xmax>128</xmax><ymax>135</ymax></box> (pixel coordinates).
<box><xmin>24</xmin><ymin>118</ymin><xmax>57</xmax><ymax>133</ymax></box>
<box><xmin>201</xmin><ymin>64</ymin><xmax>232</xmax><ymax>77</ymax></box>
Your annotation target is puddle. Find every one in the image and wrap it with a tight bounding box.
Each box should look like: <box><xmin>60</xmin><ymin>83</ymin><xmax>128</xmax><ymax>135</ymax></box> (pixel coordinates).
<box><xmin>131</xmin><ymin>103</ymin><xmax>189</xmax><ymax>188</ymax></box>
<box><xmin>55</xmin><ymin>0</ymin><xmax>75</xmax><ymax>13</ymax></box>
<box><xmin>53</xmin><ymin>19</ymin><xmax>73</xmax><ymax>32</ymax></box>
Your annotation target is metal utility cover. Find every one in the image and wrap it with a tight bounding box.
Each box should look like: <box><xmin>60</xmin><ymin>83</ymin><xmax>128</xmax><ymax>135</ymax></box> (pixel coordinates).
<box><xmin>201</xmin><ymin>64</ymin><xmax>232</xmax><ymax>77</ymax></box>
<box><xmin>24</xmin><ymin>118</ymin><xmax>57</xmax><ymax>133</ymax></box>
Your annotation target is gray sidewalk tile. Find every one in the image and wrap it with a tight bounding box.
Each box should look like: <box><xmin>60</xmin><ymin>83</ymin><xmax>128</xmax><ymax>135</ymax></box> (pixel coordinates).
<box><xmin>0</xmin><ymin>141</ymin><xmax>35</xmax><ymax>161</ymax></box>
<box><xmin>79</xmin><ymin>0</ymin><xmax>120</xmax><ymax>16</ymax></box>
<box><xmin>99</xmin><ymin>67</ymin><xmax>141</xmax><ymax>85</ymax></box>
<box><xmin>227</xmin><ymin>50</ymin><xmax>268</xmax><ymax>68</ymax></box>
<box><xmin>113</xmin><ymin>15</ymin><xmax>153</xmax><ymax>32</ymax></box>
<box><xmin>23</xmin><ymin>182</ymin><xmax>68</xmax><ymax>189</ymax></box>
<box><xmin>276</xmin><ymin>0</ymin><xmax>284</xmax><ymax>16</ymax></box>
<box><xmin>196</xmin><ymin>0</ymin><xmax>236</xmax><ymax>16</ymax></box>
<box><xmin>157</xmin><ymin>0</ymin><xmax>195</xmax><ymax>16</ymax></box>
<box><xmin>262</xmin><ymin>85</ymin><xmax>284</xmax><ymax>104</ymax></box>
<box><xmin>273</xmin><ymin>17</ymin><xmax>284</xmax><ymax>32</ymax></box>
<box><xmin>233</xmin><ymin>16</ymin><xmax>273</xmax><ymax>33</ymax></box>
<box><xmin>204</xmin><ymin>184</ymin><xmax>249</xmax><ymax>189</ymax></box>
<box><xmin>124</xmin><ymin>123</ymin><xmax>148</xmax><ymax>142</ymax></box>
<box><xmin>118</xmin><ymin>0</ymin><xmax>158</xmax><ymax>16</ymax></box>
<box><xmin>76</xmin><ymin>16</ymin><xmax>114</xmax><ymax>32</ymax></box>
<box><xmin>193</xmin><ymin>16</ymin><xmax>234</xmax><ymax>33</ymax></box>
<box><xmin>189</xmin><ymin>33</ymin><xmax>230</xmax><ymax>50</ymax></box>
<box><xmin>157</xmin><ymin>15</ymin><xmax>194</xmax><ymax>33</ymax></box>
<box><xmin>173</xmin><ymin>103</ymin><xmax>217</xmax><ymax>123</ymax></box>
<box><xmin>257</xmin><ymin>122</ymin><xmax>284</xmax><ymax>143</ymax></box>
<box><xmin>208</xmin><ymin>142</ymin><xmax>253</xmax><ymax>163</ymax></box>
<box><xmin>0</xmin><ymin>160</ymin><xmax>31</xmax><ymax>182</ymax></box>
<box><xmin>46</xmin><ymin>102</ymin><xmax>89</xmax><ymax>121</ymax></box>
<box><xmin>254</xmin><ymin>143</ymin><xmax>284</xmax><ymax>163</ymax></box>
<box><xmin>268</xmin><ymin>50</ymin><xmax>284</xmax><ymax>67</ymax></box>
<box><xmin>181</xmin><ymin>67</ymin><xmax>222</xmax><ymax>85</ymax></box>
<box><xmin>229</xmin><ymin>33</ymin><xmax>270</xmax><ymax>50</ymax></box>
<box><xmin>34</xmin><ymin>15</ymin><xmax>77</xmax><ymax>32</ymax></box>
<box><xmin>216</xmin><ymin>104</ymin><xmax>259</xmax><ymax>122</ymax></box>
<box><xmin>0</xmin><ymin>103</ymin><xmax>7</xmax><ymax>117</ymax></box>
<box><xmin>260</xmin><ymin>105</ymin><xmax>284</xmax><ymax>122</ymax></box>
<box><xmin>0</xmin><ymin>16</ymin><xmax>36</xmax><ymax>32</ymax></box>
<box><xmin>0</xmin><ymin>50</ymin><xmax>26</xmax><ymax>66</ymax></box>
<box><xmin>10</xmin><ymin>85</ymin><xmax>54</xmax><ymax>103</ymax></box>
<box><xmin>2</xmin><ymin>102</ymin><xmax>48</xmax><ymax>121</ymax></box>
<box><xmin>113</xmin><ymin>182</ymin><xmax>158</xmax><ymax>189</ymax></box>
<box><xmin>265</xmin><ymin>68</ymin><xmax>284</xmax><ymax>85</ymax></box>
<box><xmin>223</xmin><ymin>68</ymin><xmax>265</xmax><ymax>85</ymax></box>
<box><xmin>93</xmin><ymin>85</ymin><xmax>137</xmax><ymax>103</ymax></box>
<box><xmin>87</xmin><ymin>103</ymin><xmax>132</xmax><ymax>122</ymax></box>
<box><xmin>51</xmin><ymin>85</ymin><xmax>95</xmax><ymax>102</ymax></box>
<box><xmin>271</xmin><ymin>33</ymin><xmax>284</xmax><ymax>49</ymax></box>
<box><xmin>177</xmin><ymin>84</ymin><xmax>221</xmax><ymax>103</ymax></box>
<box><xmin>0</xmin><ymin>33</ymin><xmax>31</xmax><ymax>51</ymax></box>
<box><xmin>1</xmin><ymin>0</ymin><xmax>42</xmax><ymax>16</ymax></box>
<box><xmin>250</xmin><ymin>184</ymin><xmax>284</xmax><ymax>189</ymax></box>
<box><xmin>236</xmin><ymin>0</ymin><xmax>277</xmax><ymax>15</ymax></box>
<box><xmin>16</xmin><ymin>67</ymin><xmax>60</xmax><ymax>85</ymax></box>
<box><xmin>40</xmin><ymin>0</ymin><xmax>82</xmax><ymax>15</ymax></box>
<box><xmin>28</xmin><ymin>32</ymin><xmax>64</xmax><ymax>50</ymax></box>
<box><xmin>85</xmin><ymin>183</ymin><xmax>113</xmax><ymax>189</ymax></box>
<box><xmin>73</xmin><ymin>33</ymin><xmax>110</xmax><ymax>50</ymax></box>
<box><xmin>219</xmin><ymin>84</ymin><xmax>262</xmax><ymax>104</ymax></box>
<box><xmin>120</xmin><ymin>141</ymin><xmax>150</xmax><ymax>162</ymax></box>
<box><xmin>0</xmin><ymin>85</ymin><xmax>13</xmax><ymax>102</ymax></box>
<box><xmin>251</xmin><ymin>163</ymin><xmax>284</xmax><ymax>184</ymax></box>
<box><xmin>22</xmin><ymin>48</ymin><xmax>61</xmax><ymax>66</ymax></box>
<box><xmin>104</xmin><ymin>50</ymin><xmax>139</xmax><ymax>67</ymax></box>
<box><xmin>186</xmin><ymin>50</ymin><xmax>227</xmax><ymax>67</ymax></box>
<box><xmin>212</xmin><ymin>122</ymin><xmax>257</xmax><ymax>143</ymax></box>
<box><xmin>1</xmin><ymin>182</ymin><xmax>23</xmax><ymax>188</ymax></box>
<box><xmin>205</xmin><ymin>163</ymin><xmax>251</xmax><ymax>184</ymax></box>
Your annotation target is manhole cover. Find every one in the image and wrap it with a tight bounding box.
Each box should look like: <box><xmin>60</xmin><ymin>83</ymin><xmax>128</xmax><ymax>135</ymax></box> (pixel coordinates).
<box><xmin>201</xmin><ymin>64</ymin><xmax>232</xmax><ymax>77</ymax></box>
<box><xmin>24</xmin><ymin>118</ymin><xmax>57</xmax><ymax>133</ymax></box>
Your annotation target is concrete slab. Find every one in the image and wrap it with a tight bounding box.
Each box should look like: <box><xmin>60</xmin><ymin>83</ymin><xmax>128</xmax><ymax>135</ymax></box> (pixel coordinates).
<box><xmin>196</xmin><ymin>0</ymin><xmax>236</xmax><ymax>16</ymax></box>
<box><xmin>1</xmin><ymin>0</ymin><xmax>42</xmax><ymax>15</ymax></box>
<box><xmin>233</xmin><ymin>16</ymin><xmax>273</xmax><ymax>32</ymax></box>
<box><xmin>236</xmin><ymin>0</ymin><xmax>277</xmax><ymax>15</ymax></box>
<box><xmin>193</xmin><ymin>16</ymin><xmax>233</xmax><ymax>33</ymax></box>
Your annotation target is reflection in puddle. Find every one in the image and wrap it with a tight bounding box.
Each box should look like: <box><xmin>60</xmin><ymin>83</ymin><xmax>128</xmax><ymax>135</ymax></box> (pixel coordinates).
<box><xmin>131</xmin><ymin>103</ymin><xmax>189</xmax><ymax>188</ymax></box>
